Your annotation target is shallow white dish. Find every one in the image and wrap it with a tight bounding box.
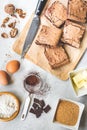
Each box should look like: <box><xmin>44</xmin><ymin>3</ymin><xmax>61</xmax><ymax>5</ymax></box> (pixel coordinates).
<box><xmin>69</xmin><ymin>68</ymin><xmax>87</xmax><ymax>97</ymax></box>
<box><xmin>53</xmin><ymin>97</ymin><xmax>85</xmax><ymax>130</ymax></box>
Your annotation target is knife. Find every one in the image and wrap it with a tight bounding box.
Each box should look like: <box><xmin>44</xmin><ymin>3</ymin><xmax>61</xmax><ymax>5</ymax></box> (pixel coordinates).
<box><xmin>21</xmin><ymin>0</ymin><xmax>47</xmax><ymax>58</ymax></box>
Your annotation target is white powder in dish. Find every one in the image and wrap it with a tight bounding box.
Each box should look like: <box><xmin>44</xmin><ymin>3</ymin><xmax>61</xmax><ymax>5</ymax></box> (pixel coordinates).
<box><xmin>0</xmin><ymin>94</ymin><xmax>18</xmax><ymax>118</ymax></box>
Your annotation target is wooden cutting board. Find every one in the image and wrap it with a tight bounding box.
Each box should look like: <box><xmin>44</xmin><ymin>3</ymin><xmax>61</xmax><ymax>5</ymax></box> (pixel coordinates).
<box><xmin>13</xmin><ymin>0</ymin><xmax>87</xmax><ymax>80</ymax></box>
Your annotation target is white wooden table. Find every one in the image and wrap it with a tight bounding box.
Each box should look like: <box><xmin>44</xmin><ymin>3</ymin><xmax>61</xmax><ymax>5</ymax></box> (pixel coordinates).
<box><xmin>0</xmin><ymin>0</ymin><xmax>87</xmax><ymax>130</ymax></box>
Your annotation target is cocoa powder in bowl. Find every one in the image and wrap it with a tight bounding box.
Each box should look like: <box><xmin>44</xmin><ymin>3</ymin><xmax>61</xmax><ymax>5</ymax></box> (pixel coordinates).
<box><xmin>24</xmin><ymin>73</ymin><xmax>42</xmax><ymax>94</ymax></box>
<box><xmin>25</xmin><ymin>75</ymin><xmax>40</xmax><ymax>86</ymax></box>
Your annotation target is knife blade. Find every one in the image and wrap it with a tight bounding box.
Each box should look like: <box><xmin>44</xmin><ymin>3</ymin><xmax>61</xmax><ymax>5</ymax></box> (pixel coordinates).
<box><xmin>21</xmin><ymin>0</ymin><xmax>47</xmax><ymax>58</ymax></box>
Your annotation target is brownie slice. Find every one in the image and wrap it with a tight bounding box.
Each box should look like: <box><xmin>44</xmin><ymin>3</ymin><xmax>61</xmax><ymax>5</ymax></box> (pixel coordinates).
<box><xmin>44</xmin><ymin>46</ymin><xmax>69</xmax><ymax>69</ymax></box>
<box><xmin>35</xmin><ymin>25</ymin><xmax>62</xmax><ymax>47</ymax></box>
<box><xmin>68</xmin><ymin>0</ymin><xmax>87</xmax><ymax>23</ymax></box>
<box><xmin>45</xmin><ymin>1</ymin><xmax>67</xmax><ymax>27</ymax></box>
<box><xmin>61</xmin><ymin>20</ymin><xmax>86</xmax><ymax>48</ymax></box>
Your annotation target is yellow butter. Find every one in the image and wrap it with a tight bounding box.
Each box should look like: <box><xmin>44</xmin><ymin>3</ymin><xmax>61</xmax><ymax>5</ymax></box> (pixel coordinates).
<box><xmin>72</xmin><ymin>72</ymin><xmax>87</xmax><ymax>89</ymax></box>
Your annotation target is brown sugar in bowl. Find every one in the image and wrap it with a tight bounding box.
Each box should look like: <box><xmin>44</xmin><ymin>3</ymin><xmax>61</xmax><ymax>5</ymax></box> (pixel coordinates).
<box><xmin>53</xmin><ymin>98</ymin><xmax>85</xmax><ymax>130</ymax></box>
<box><xmin>55</xmin><ymin>100</ymin><xmax>79</xmax><ymax>126</ymax></box>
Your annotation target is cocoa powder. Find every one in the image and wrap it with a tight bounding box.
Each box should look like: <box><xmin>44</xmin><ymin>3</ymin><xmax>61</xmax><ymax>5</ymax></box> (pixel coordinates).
<box><xmin>25</xmin><ymin>75</ymin><xmax>40</xmax><ymax>86</ymax></box>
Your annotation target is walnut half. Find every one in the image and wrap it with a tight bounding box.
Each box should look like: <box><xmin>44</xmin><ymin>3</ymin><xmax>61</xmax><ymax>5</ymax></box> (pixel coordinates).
<box><xmin>10</xmin><ymin>28</ymin><xmax>18</xmax><ymax>38</ymax></box>
<box><xmin>8</xmin><ymin>21</ymin><xmax>16</xmax><ymax>28</ymax></box>
<box><xmin>4</xmin><ymin>4</ymin><xmax>15</xmax><ymax>15</ymax></box>
<box><xmin>1</xmin><ymin>33</ymin><xmax>8</xmax><ymax>38</ymax></box>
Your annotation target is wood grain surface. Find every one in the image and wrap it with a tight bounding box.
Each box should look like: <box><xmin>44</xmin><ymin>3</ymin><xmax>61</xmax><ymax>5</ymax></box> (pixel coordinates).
<box><xmin>13</xmin><ymin>0</ymin><xmax>87</xmax><ymax>80</ymax></box>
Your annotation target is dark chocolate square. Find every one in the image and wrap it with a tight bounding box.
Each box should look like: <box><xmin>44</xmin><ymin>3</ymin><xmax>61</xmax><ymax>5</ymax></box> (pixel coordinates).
<box><xmin>43</xmin><ymin>105</ymin><xmax>51</xmax><ymax>113</ymax></box>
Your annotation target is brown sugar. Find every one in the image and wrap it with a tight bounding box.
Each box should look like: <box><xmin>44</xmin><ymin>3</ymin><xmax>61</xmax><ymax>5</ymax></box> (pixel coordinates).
<box><xmin>55</xmin><ymin>100</ymin><xmax>79</xmax><ymax>126</ymax></box>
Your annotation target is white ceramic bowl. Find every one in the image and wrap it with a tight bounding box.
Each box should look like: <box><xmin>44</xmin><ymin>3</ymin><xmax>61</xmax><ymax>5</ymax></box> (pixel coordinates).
<box><xmin>69</xmin><ymin>68</ymin><xmax>87</xmax><ymax>97</ymax></box>
<box><xmin>53</xmin><ymin>97</ymin><xmax>85</xmax><ymax>130</ymax></box>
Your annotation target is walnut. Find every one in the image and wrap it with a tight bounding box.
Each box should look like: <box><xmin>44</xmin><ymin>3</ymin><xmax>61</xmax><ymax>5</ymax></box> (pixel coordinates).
<box><xmin>1</xmin><ymin>24</ymin><xmax>6</xmax><ymax>28</ymax></box>
<box><xmin>1</xmin><ymin>17</ymin><xmax>10</xmax><ymax>28</ymax></box>
<box><xmin>10</xmin><ymin>28</ymin><xmax>18</xmax><ymax>38</ymax></box>
<box><xmin>1</xmin><ymin>33</ymin><xmax>8</xmax><ymax>38</ymax></box>
<box><xmin>8</xmin><ymin>21</ymin><xmax>16</xmax><ymax>28</ymax></box>
<box><xmin>16</xmin><ymin>8</ymin><xmax>26</xmax><ymax>18</ymax></box>
<box><xmin>3</xmin><ymin>17</ymin><xmax>10</xmax><ymax>23</ymax></box>
<box><xmin>4</xmin><ymin>4</ymin><xmax>15</xmax><ymax>15</ymax></box>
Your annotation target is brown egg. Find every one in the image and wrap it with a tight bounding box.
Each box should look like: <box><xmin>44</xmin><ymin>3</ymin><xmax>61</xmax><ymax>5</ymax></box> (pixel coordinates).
<box><xmin>0</xmin><ymin>70</ymin><xmax>10</xmax><ymax>86</ymax></box>
<box><xmin>6</xmin><ymin>60</ymin><xmax>20</xmax><ymax>74</ymax></box>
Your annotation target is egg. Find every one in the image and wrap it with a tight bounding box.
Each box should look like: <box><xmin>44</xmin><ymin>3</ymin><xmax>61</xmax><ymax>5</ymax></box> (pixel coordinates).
<box><xmin>6</xmin><ymin>60</ymin><xmax>20</xmax><ymax>74</ymax></box>
<box><xmin>0</xmin><ymin>70</ymin><xmax>10</xmax><ymax>86</ymax></box>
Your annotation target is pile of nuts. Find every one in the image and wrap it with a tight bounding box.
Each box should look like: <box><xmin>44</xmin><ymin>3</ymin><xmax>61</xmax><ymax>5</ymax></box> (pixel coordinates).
<box><xmin>1</xmin><ymin>4</ymin><xmax>26</xmax><ymax>38</ymax></box>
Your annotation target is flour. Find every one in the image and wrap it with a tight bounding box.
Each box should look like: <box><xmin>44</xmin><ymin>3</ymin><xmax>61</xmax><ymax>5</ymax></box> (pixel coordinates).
<box><xmin>0</xmin><ymin>94</ymin><xmax>18</xmax><ymax>118</ymax></box>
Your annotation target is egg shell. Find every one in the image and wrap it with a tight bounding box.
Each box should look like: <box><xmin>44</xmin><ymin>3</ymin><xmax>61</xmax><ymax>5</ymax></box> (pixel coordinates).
<box><xmin>0</xmin><ymin>70</ymin><xmax>10</xmax><ymax>86</ymax></box>
<box><xmin>6</xmin><ymin>60</ymin><xmax>20</xmax><ymax>74</ymax></box>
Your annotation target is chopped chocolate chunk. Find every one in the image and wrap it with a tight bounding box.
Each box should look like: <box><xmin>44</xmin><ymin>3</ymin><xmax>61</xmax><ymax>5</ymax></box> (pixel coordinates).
<box><xmin>10</xmin><ymin>28</ymin><xmax>18</xmax><ymax>38</ymax></box>
<box><xmin>35</xmin><ymin>107</ymin><xmax>43</xmax><ymax>118</ymax></box>
<box><xmin>1</xmin><ymin>33</ymin><xmax>8</xmax><ymax>38</ymax></box>
<box><xmin>43</xmin><ymin>105</ymin><xmax>51</xmax><ymax>113</ymax></box>
<box><xmin>34</xmin><ymin>98</ymin><xmax>40</xmax><ymax>104</ymax></box>
<box><xmin>30</xmin><ymin>98</ymin><xmax>51</xmax><ymax>118</ymax></box>
<box><xmin>40</xmin><ymin>100</ymin><xmax>45</xmax><ymax>108</ymax></box>
<box><xmin>68</xmin><ymin>0</ymin><xmax>87</xmax><ymax>23</ymax></box>
<box><xmin>30</xmin><ymin>108</ymin><xmax>35</xmax><ymax>114</ymax></box>
<box><xmin>4</xmin><ymin>4</ymin><xmax>15</xmax><ymax>15</ymax></box>
<box><xmin>32</xmin><ymin>103</ymin><xmax>39</xmax><ymax>109</ymax></box>
<box><xmin>61</xmin><ymin>20</ymin><xmax>86</xmax><ymax>48</ymax></box>
<box><xmin>34</xmin><ymin>98</ymin><xmax>45</xmax><ymax>108</ymax></box>
<box><xmin>8</xmin><ymin>21</ymin><xmax>16</xmax><ymax>28</ymax></box>
<box><xmin>45</xmin><ymin>1</ymin><xmax>67</xmax><ymax>27</ymax></box>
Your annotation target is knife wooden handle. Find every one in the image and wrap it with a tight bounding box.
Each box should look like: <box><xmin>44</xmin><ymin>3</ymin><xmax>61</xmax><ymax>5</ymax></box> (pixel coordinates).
<box><xmin>35</xmin><ymin>0</ymin><xmax>47</xmax><ymax>16</ymax></box>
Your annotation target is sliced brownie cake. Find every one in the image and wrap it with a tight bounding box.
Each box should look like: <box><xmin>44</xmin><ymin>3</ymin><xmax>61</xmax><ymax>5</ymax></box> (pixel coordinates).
<box><xmin>45</xmin><ymin>1</ymin><xmax>67</xmax><ymax>27</ymax></box>
<box><xmin>68</xmin><ymin>0</ymin><xmax>87</xmax><ymax>23</ymax></box>
<box><xmin>35</xmin><ymin>25</ymin><xmax>62</xmax><ymax>47</ymax></box>
<box><xmin>44</xmin><ymin>46</ymin><xmax>69</xmax><ymax>69</ymax></box>
<box><xmin>61</xmin><ymin>20</ymin><xmax>86</xmax><ymax>48</ymax></box>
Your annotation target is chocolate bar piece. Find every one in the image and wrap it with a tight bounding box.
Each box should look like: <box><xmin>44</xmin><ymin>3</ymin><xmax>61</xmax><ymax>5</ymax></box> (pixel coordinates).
<box><xmin>34</xmin><ymin>98</ymin><xmax>45</xmax><ymax>107</ymax></box>
<box><xmin>39</xmin><ymin>100</ymin><xmax>45</xmax><ymax>108</ymax></box>
<box><xmin>35</xmin><ymin>107</ymin><xmax>43</xmax><ymax>118</ymax></box>
<box><xmin>44</xmin><ymin>46</ymin><xmax>70</xmax><ymax>69</ymax></box>
<box><xmin>35</xmin><ymin>25</ymin><xmax>62</xmax><ymax>47</ymax></box>
<box><xmin>30</xmin><ymin>108</ymin><xmax>35</xmax><ymax>114</ymax></box>
<box><xmin>30</xmin><ymin>98</ymin><xmax>51</xmax><ymax>118</ymax></box>
<box><xmin>34</xmin><ymin>98</ymin><xmax>40</xmax><ymax>104</ymax></box>
<box><xmin>45</xmin><ymin>1</ymin><xmax>67</xmax><ymax>27</ymax></box>
<box><xmin>32</xmin><ymin>103</ymin><xmax>39</xmax><ymax>109</ymax></box>
<box><xmin>68</xmin><ymin>0</ymin><xmax>87</xmax><ymax>23</ymax></box>
<box><xmin>43</xmin><ymin>105</ymin><xmax>51</xmax><ymax>113</ymax></box>
<box><xmin>61</xmin><ymin>20</ymin><xmax>86</xmax><ymax>48</ymax></box>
